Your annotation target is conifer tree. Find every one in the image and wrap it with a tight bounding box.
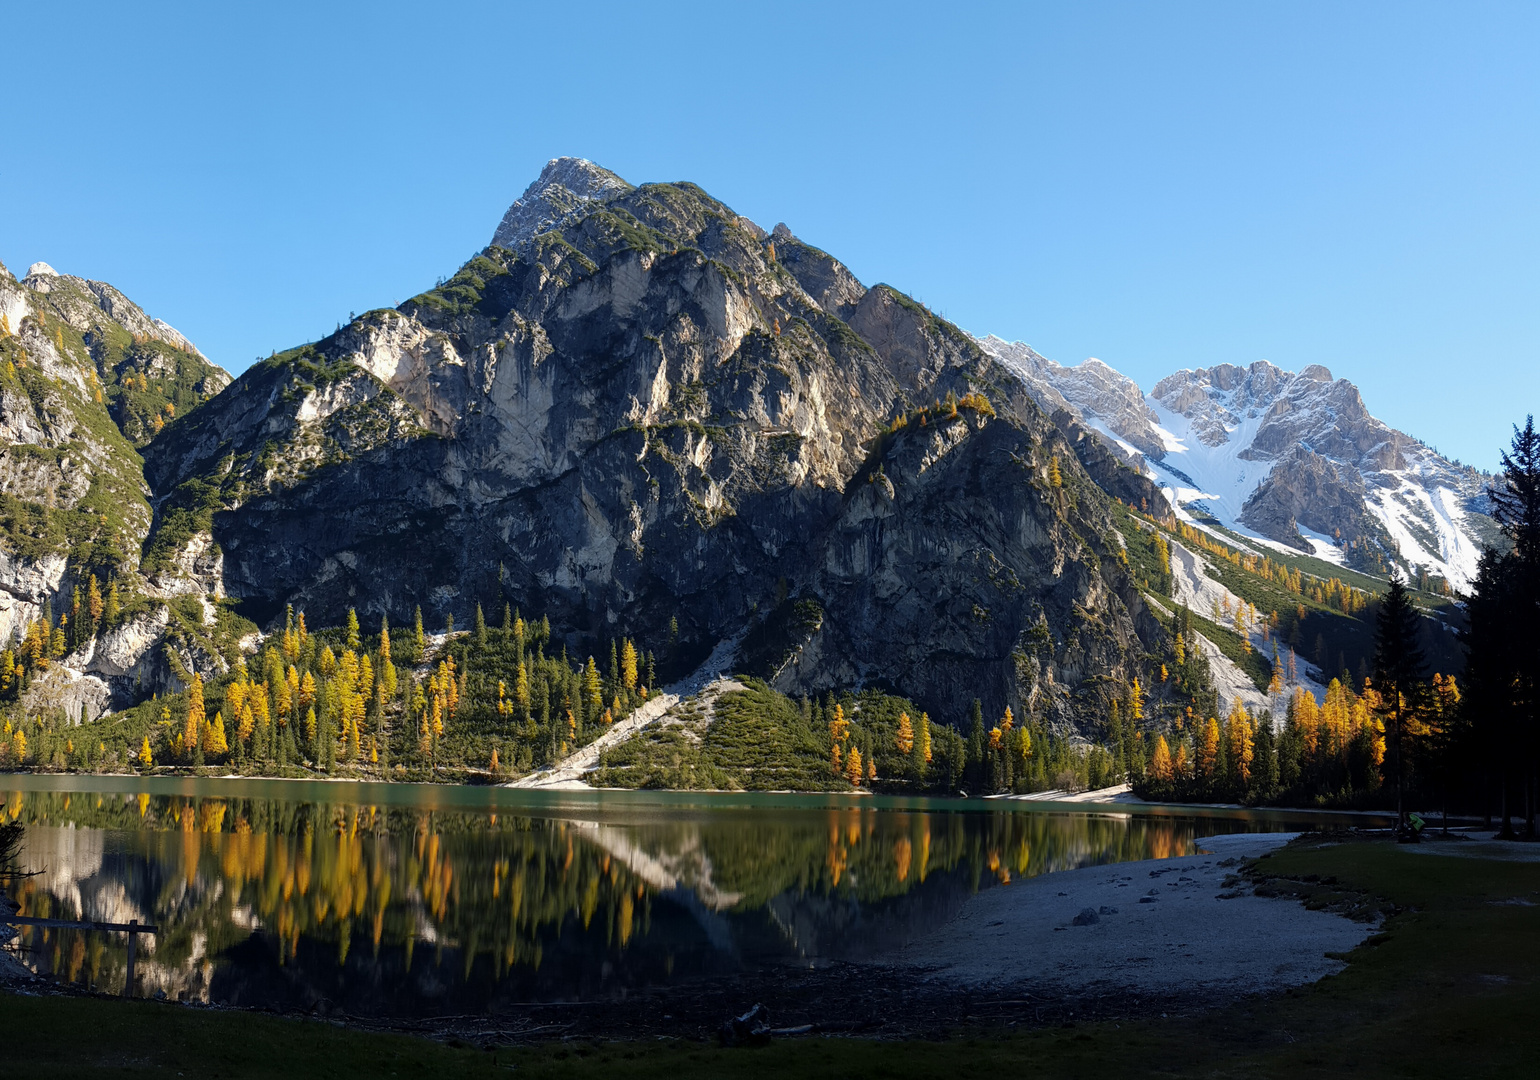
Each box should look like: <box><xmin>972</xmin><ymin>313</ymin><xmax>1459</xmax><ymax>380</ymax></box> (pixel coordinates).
<box><xmin>895</xmin><ymin>712</ymin><xmax>915</xmax><ymax>755</ymax></box>
<box><xmin>184</xmin><ymin>674</ymin><xmax>206</xmax><ymax>761</ymax></box>
<box><xmin>1373</xmin><ymin>574</ymin><xmax>1428</xmax><ymax>834</ymax></box>
<box><xmin>138</xmin><ymin>735</ymin><xmax>154</xmax><ymax>768</ymax></box>
<box><xmin>583</xmin><ymin>657</ymin><xmax>603</xmax><ymax>714</ymax></box>
<box><xmin>1200</xmin><ymin>716</ymin><xmax>1221</xmax><ymax>780</ymax></box>
<box><xmin>205</xmin><ymin>711</ymin><xmax>228</xmax><ymax>757</ymax></box>
<box><xmin>474</xmin><ymin>603</ymin><xmax>487</xmax><ymax>645</ymax></box>
<box><xmin>845</xmin><ymin>745</ymin><xmax>864</xmax><ymax>787</ymax></box>
<box><xmin>413</xmin><ymin>606</ymin><xmax>426</xmax><ymax>663</ymax></box>
<box><xmin>346</xmin><ymin>608</ymin><xmax>361</xmax><ymax>652</ymax></box>
<box><xmin>1226</xmin><ymin>698</ymin><xmax>1254</xmax><ymax>792</ymax></box>
<box><xmin>621</xmin><ymin>640</ymin><xmax>638</xmax><ymax>691</ymax></box>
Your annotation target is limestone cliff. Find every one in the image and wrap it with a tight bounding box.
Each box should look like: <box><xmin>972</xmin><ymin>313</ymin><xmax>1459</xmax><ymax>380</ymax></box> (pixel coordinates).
<box><xmin>142</xmin><ymin>161</ymin><xmax>1163</xmax><ymax>729</ymax></box>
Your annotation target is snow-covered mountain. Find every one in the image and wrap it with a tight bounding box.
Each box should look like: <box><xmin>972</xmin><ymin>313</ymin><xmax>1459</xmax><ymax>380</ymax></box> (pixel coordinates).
<box><xmin>977</xmin><ymin>335</ymin><xmax>1492</xmax><ymax>590</ymax></box>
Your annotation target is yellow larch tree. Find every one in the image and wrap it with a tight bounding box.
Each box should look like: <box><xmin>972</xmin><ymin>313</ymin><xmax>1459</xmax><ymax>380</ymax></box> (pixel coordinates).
<box><xmin>1150</xmin><ymin>735</ymin><xmax>1173</xmax><ymax>782</ymax></box>
<box><xmin>183</xmin><ymin>674</ymin><xmax>206</xmax><ymax>759</ymax></box>
<box><xmin>845</xmin><ymin>745</ymin><xmax>864</xmax><ymax>787</ymax></box>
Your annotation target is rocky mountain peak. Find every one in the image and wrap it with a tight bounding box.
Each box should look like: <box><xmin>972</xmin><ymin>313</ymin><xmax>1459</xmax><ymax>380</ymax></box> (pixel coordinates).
<box><xmin>1005</xmin><ymin>346</ymin><xmax>1488</xmax><ymax>587</ymax></box>
<box><xmin>490</xmin><ymin>157</ymin><xmax>633</xmax><ymax>251</ymax></box>
<box><xmin>25</xmin><ymin>261</ymin><xmax>59</xmax><ymax>279</ymax></box>
<box><xmin>976</xmin><ymin>336</ymin><xmax>1167</xmax><ymax>463</ymax></box>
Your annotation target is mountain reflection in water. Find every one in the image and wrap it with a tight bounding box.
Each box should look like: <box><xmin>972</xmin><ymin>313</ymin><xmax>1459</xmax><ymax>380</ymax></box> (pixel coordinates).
<box><xmin>0</xmin><ymin>782</ymin><xmax>1328</xmax><ymax>1016</ymax></box>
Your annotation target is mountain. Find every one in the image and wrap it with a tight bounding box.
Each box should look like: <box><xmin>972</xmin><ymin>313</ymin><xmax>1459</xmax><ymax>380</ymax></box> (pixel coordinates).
<box><xmin>5</xmin><ymin>159</ymin><xmax>1478</xmax><ymax>760</ymax></box>
<box><xmin>139</xmin><ymin>159</ymin><xmax>1169</xmax><ymax>729</ymax></box>
<box><xmin>978</xmin><ymin>336</ymin><xmax>1492</xmax><ymax>591</ymax></box>
<box><xmin>1</xmin><ymin>257</ymin><xmax>232</xmax><ymax>718</ymax></box>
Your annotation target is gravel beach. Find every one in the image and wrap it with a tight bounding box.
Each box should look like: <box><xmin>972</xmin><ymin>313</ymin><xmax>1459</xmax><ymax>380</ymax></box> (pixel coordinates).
<box><xmin>888</xmin><ymin>832</ymin><xmax>1376</xmax><ymax>994</ymax></box>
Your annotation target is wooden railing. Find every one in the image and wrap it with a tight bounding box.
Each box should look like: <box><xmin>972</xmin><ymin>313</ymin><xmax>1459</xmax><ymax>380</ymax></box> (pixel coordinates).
<box><xmin>2</xmin><ymin>915</ymin><xmax>159</xmax><ymax>996</ymax></box>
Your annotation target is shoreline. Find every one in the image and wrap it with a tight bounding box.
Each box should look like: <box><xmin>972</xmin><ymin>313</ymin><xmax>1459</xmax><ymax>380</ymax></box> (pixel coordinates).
<box><xmin>882</xmin><ymin>832</ymin><xmax>1376</xmax><ymax>995</ymax></box>
<box><xmin>0</xmin><ymin>768</ymin><xmax>1412</xmax><ymax>819</ymax></box>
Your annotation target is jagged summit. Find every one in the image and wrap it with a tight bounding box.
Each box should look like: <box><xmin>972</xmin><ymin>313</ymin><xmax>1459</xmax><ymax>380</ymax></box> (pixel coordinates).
<box><xmin>489</xmin><ymin>157</ymin><xmax>632</xmax><ymax>251</ymax></box>
<box><xmin>978</xmin><ymin>336</ymin><xmax>1489</xmax><ymax>588</ymax></box>
<box><xmin>26</xmin><ymin>261</ymin><xmax>59</xmax><ymax>278</ymax></box>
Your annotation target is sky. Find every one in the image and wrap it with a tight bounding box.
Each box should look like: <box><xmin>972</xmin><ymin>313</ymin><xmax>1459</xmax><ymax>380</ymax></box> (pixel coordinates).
<box><xmin>3</xmin><ymin>1</ymin><xmax>1535</xmax><ymax>470</ymax></box>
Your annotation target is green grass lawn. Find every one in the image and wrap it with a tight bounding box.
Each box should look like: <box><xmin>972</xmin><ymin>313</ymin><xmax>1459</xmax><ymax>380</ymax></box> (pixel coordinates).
<box><xmin>4</xmin><ymin>835</ymin><xmax>1537</xmax><ymax>1078</ymax></box>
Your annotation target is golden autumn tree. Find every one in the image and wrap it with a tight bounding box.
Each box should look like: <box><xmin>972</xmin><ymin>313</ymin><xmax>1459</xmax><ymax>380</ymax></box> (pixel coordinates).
<box><xmin>830</xmin><ymin>703</ymin><xmax>850</xmax><ymax>742</ymax></box>
<box><xmin>621</xmin><ymin>640</ymin><xmax>638</xmax><ymax>691</ymax></box>
<box><xmin>1199</xmin><ymin>716</ymin><xmax>1221</xmax><ymax>778</ymax></box>
<box><xmin>895</xmin><ymin>712</ymin><xmax>915</xmax><ymax>755</ymax></box>
<box><xmin>138</xmin><ymin>735</ymin><xmax>154</xmax><ymax>768</ymax></box>
<box><xmin>183</xmin><ymin>674</ymin><xmax>206</xmax><ymax>759</ymax></box>
<box><xmin>1226</xmin><ymin>698</ymin><xmax>1255</xmax><ymax>787</ymax></box>
<box><xmin>1150</xmin><ymin>735</ymin><xmax>1173</xmax><ymax>782</ymax></box>
<box><xmin>845</xmin><ymin>745</ymin><xmax>864</xmax><ymax>787</ymax></box>
<box><xmin>204</xmin><ymin>711</ymin><xmax>229</xmax><ymax>757</ymax></box>
<box><xmin>583</xmin><ymin>657</ymin><xmax>603</xmax><ymax>713</ymax></box>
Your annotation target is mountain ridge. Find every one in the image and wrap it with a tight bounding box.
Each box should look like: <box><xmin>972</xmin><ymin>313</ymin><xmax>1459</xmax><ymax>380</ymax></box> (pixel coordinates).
<box><xmin>978</xmin><ymin>335</ymin><xmax>1490</xmax><ymax>591</ymax></box>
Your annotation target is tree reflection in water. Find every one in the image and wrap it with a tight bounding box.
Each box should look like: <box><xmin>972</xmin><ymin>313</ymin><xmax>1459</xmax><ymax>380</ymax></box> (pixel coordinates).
<box><xmin>0</xmin><ymin>786</ymin><xmax>1278</xmax><ymax>1015</ymax></box>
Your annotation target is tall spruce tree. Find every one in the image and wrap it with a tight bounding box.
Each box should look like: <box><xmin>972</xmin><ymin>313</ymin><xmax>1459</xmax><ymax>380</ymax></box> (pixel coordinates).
<box><xmin>1373</xmin><ymin>574</ymin><xmax>1428</xmax><ymax>834</ymax></box>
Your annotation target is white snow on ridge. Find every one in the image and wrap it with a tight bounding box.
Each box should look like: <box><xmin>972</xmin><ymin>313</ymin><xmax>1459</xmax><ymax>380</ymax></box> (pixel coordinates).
<box><xmin>1143</xmin><ymin>395</ymin><xmax>1277</xmax><ymax>525</ymax></box>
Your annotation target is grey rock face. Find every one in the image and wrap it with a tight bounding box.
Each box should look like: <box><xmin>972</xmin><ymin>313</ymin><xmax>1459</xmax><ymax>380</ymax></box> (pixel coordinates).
<box><xmin>975</xmin><ymin>336</ymin><xmax>1168</xmax><ymax>463</ymax></box>
<box><xmin>490</xmin><ymin>157</ymin><xmax>633</xmax><ymax>251</ymax></box>
<box><xmin>1240</xmin><ymin>449</ymin><xmax>1369</xmax><ymax>550</ymax></box>
<box><xmin>0</xmin><ymin>261</ymin><xmax>232</xmax><ymax>701</ymax></box>
<box><xmin>145</xmin><ymin>170</ymin><xmax>1160</xmax><ymax>728</ymax></box>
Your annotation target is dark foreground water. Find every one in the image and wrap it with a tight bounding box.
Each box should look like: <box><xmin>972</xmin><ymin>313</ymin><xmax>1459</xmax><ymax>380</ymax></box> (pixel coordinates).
<box><xmin>0</xmin><ymin>775</ymin><xmax>1387</xmax><ymax>1016</ymax></box>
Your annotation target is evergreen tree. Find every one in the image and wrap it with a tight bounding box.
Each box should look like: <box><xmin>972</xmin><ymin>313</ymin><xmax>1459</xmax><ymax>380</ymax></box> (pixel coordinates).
<box><xmin>474</xmin><ymin>603</ymin><xmax>487</xmax><ymax>646</ymax></box>
<box><xmin>345</xmin><ymin>608</ymin><xmax>361</xmax><ymax>652</ymax></box>
<box><xmin>412</xmin><ymin>606</ymin><xmax>426</xmax><ymax>663</ymax></box>
<box><xmin>1373</xmin><ymin>574</ymin><xmax>1428</xmax><ymax>834</ymax></box>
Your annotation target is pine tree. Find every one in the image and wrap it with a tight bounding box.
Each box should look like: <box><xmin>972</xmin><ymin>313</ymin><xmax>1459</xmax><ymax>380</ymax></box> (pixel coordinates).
<box><xmin>138</xmin><ymin>735</ymin><xmax>154</xmax><ymax>768</ymax></box>
<box><xmin>1048</xmin><ymin>455</ymin><xmax>1063</xmax><ymax>487</ymax></box>
<box><xmin>474</xmin><ymin>603</ymin><xmax>487</xmax><ymax>645</ymax></box>
<box><xmin>1373</xmin><ymin>573</ymin><xmax>1428</xmax><ymax>834</ymax></box>
<box><xmin>413</xmin><ymin>605</ymin><xmax>426</xmax><ymax>663</ymax></box>
<box><xmin>895</xmin><ymin>712</ymin><xmax>915</xmax><ymax>755</ymax></box>
<box><xmin>1150</xmin><ymin>735</ymin><xmax>1173</xmax><ymax>782</ymax></box>
<box><xmin>346</xmin><ymin>608</ymin><xmax>361</xmax><ymax>652</ymax></box>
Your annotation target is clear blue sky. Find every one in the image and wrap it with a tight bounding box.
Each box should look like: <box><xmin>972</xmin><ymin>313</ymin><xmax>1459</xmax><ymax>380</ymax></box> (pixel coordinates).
<box><xmin>4</xmin><ymin>2</ymin><xmax>1535</xmax><ymax>470</ymax></box>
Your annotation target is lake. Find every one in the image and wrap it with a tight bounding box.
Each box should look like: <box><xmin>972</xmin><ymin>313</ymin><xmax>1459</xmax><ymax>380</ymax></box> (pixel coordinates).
<box><xmin>0</xmin><ymin>775</ymin><xmax>1385</xmax><ymax>1016</ymax></box>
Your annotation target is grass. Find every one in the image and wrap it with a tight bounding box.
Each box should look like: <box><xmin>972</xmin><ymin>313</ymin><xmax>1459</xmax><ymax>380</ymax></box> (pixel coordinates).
<box><xmin>4</xmin><ymin>835</ymin><xmax>1536</xmax><ymax>1077</ymax></box>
